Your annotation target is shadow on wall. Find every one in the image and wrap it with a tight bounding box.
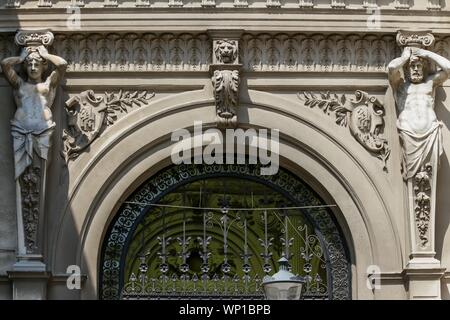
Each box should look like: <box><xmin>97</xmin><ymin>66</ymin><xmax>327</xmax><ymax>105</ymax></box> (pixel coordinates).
<box><xmin>435</xmin><ymin>87</ymin><xmax>450</xmax><ymax>268</ymax></box>
<box><xmin>0</xmin><ymin>7</ymin><xmax>20</xmax><ymax>300</ymax></box>
<box><xmin>0</xmin><ymin>19</ymin><xmax>81</xmax><ymax>298</ymax></box>
<box><xmin>45</xmin><ymin>76</ymin><xmax>82</xmax><ymax>299</ymax></box>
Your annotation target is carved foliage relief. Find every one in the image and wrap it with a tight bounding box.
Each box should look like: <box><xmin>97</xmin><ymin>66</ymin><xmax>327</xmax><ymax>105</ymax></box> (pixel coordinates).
<box><xmin>413</xmin><ymin>163</ymin><xmax>432</xmax><ymax>248</ymax></box>
<box><xmin>20</xmin><ymin>166</ymin><xmax>41</xmax><ymax>253</ymax></box>
<box><xmin>2</xmin><ymin>33</ymin><xmax>450</xmax><ymax>74</ymax></box>
<box><xmin>212</xmin><ymin>69</ymin><xmax>240</xmax><ymax>126</ymax></box>
<box><xmin>52</xmin><ymin>33</ymin><xmax>211</xmax><ymax>72</ymax></box>
<box><xmin>62</xmin><ymin>90</ymin><xmax>155</xmax><ymax>161</ymax></box>
<box><xmin>298</xmin><ymin>90</ymin><xmax>390</xmax><ymax>169</ymax></box>
<box><xmin>211</xmin><ymin>38</ymin><xmax>241</xmax><ymax>127</ymax></box>
<box><xmin>240</xmin><ymin>34</ymin><xmax>400</xmax><ymax>72</ymax></box>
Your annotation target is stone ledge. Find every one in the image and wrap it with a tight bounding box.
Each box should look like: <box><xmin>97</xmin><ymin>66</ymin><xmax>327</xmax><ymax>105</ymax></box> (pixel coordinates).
<box><xmin>402</xmin><ymin>268</ymin><xmax>446</xmax><ymax>279</ymax></box>
<box><xmin>0</xmin><ymin>9</ymin><xmax>450</xmax><ymax>33</ymax></box>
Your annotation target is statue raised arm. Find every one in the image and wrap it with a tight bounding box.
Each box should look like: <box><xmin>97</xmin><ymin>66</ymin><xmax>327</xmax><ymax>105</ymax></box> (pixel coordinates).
<box><xmin>1</xmin><ymin>31</ymin><xmax>67</xmax><ymax>256</ymax></box>
<box><xmin>1</xmin><ymin>44</ymin><xmax>67</xmax><ymax>180</ymax></box>
<box><xmin>388</xmin><ymin>45</ymin><xmax>450</xmax><ymax>179</ymax></box>
<box><xmin>389</xmin><ymin>31</ymin><xmax>450</xmax><ymax>268</ymax></box>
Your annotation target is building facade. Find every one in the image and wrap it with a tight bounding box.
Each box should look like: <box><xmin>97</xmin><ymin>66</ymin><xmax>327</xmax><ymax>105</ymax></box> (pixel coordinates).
<box><xmin>1</xmin><ymin>0</ymin><xmax>450</xmax><ymax>300</ymax></box>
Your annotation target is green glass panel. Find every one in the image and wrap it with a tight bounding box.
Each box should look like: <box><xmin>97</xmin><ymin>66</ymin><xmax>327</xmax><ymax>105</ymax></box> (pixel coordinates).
<box><xmin>123</xmin><ymin>177</ymin><xmax>328</xmax><ymax>297</ymax></box>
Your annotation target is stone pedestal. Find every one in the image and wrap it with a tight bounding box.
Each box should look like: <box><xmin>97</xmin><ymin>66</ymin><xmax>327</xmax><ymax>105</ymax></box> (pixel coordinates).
<box><xmin>404</xmin><ymin>257</ymin><xmax>445</xmax><ymax>300</ymax></box>
<box><xmin>8</xmin><ymin>256</ymin><xmax>49</xmax><ymax>300</ymax></box>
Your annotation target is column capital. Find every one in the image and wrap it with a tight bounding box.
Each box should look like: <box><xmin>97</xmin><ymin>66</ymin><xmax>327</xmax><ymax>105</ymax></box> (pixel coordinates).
<box><xmin>396</xmin><ymin>29</ymin><xmax>435</xmax><ymax>48</ymax></box>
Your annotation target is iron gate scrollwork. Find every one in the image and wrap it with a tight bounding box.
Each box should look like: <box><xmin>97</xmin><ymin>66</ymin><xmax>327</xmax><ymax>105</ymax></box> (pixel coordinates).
<box><xmin>100</xmin><ymin>164</ymin><xmax>351</xmax><ymax>300</ymax></box>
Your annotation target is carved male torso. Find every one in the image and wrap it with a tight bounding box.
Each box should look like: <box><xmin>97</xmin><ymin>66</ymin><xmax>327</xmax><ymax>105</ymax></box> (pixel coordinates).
<box><xmin>396</xmin><ymin>79</ymin><xmax>436</xmax><ymax>134</ymax></box>
<box><xmin>388</xmin><ymin>46</ymin><xmax>450</xmax><ymax>179</ymax></box>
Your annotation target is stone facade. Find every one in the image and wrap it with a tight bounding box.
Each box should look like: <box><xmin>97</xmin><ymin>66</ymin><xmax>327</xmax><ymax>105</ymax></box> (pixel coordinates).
<box><xmin>1</xmin><ymin>1</ymin><xmax>450</xmax><ymax>300</ymax></box>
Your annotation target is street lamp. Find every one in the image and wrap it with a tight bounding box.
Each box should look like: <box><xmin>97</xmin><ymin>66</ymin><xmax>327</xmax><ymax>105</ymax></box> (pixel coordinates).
<box><xmin>262</xmin><ymin>257</ymin><xmax>305</xmax><ymax>300</ymax></box>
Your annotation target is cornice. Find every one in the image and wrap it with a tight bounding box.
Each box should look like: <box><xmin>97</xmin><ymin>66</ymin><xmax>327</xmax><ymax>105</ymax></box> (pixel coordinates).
<box><xmin>1</xmin><ymin>9</ymin><xmax>450</xmax><ymax>33</ymax></box>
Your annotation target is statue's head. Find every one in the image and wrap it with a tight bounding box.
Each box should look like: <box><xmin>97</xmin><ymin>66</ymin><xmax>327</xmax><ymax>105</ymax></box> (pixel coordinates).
<box><xmin>24</xmin><ymin>50</ymin><xmax>47</xmax><ymax>82</ymax></box>
<box><xmin>214</xmin><ymin>40</ymin><xmax>238</xmax><ymax>64</ymax></box>
<box><xmin>405</xmin><ymin>55</ymin><xmax>427</xmax><ymax>84</ymax></box>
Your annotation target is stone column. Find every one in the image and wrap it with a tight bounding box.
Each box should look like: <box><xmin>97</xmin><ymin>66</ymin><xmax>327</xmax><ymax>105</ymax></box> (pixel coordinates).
<box><xmin>1</xmin><ymin>30</ymin><xmax>67</xmax><ymax>299</ymax></box>
<box><xmin>391</xmin><ymin>30</ymin><xmax>447</xmax><ymax>299</ymax></box>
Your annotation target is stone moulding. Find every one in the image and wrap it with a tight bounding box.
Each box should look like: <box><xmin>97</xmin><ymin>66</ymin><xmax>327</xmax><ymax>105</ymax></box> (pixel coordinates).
<box><xmin>240</xmin><ymin>33</ymin><xmax>399</xmax><ymax>73</ymax></box>
<box><xmin>62</xmin><ymin>89</ymin><xmax>155</xmax><ymax>161</ymax></box>
<box><xmin>298</xmin><ymin>90</ymin><xmax>390</xmax><ymax>170</ymax></box>
<box><xmin>2</xmin><ymin>0</ymin><xmax>446</xmax><ymax>9</ymax></box>
<box><xmin>2</xmin><ymin>33</ymin><xmax>450</xmax><ymax>74</ymax></box>
<box><xmin>53</xmin><ymin>33</ymin><xmax>212</xmax><ymax>72</ymax></box>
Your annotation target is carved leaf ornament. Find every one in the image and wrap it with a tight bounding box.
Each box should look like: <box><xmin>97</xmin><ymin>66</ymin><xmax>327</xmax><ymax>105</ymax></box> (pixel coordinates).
<box><xmin>299</xmin><ymin>90</ymin><xmax>390</xmax><ymax>169</ymax></box>
<box><xmin>62</xmin><ymin>90</ymin><xmax>155</xmax><ymax>161</ymax></box>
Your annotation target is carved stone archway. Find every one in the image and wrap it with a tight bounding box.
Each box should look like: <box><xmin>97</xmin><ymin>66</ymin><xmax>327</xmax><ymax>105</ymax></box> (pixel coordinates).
<box><xmin>99</xmin><ymin>163</ymin><xmax>351</xmax><ymax>300</ymax></box>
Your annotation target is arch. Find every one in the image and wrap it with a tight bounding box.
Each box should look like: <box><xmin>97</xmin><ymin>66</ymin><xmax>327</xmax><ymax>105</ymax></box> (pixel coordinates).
<box><xmin>52</xmin><ymin>88</ymin><xmax>404</xmax><ymax>299</ymax></box>
<box><xmin>99</xmin><ymin>163</ymin><xmax>351</xmax><ymax>300</ymax></box>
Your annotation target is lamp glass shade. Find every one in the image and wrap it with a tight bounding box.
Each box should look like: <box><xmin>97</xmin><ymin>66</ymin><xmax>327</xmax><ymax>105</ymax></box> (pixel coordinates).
<box><xmin>262</xmin><ymin>257</ymin><xmax>305</xmax><ymax>300</ymax></box>
<box><xmin>263</xmin><ymin>280</ymin><xmax>303</xmax><ymax>300</ymax></box>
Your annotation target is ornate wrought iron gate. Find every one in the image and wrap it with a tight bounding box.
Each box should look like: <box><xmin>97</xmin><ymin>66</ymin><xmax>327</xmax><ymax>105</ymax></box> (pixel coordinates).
<box><xmin>100</xmin><ymin>164</ymin><xmax>351</xmax><ymax>300</ymax></box>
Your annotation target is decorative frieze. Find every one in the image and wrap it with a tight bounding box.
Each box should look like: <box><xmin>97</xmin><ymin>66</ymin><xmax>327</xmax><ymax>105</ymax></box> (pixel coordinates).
<box><xmin>104</xmin><ymin>0</ymin><xmax>118</xmax><ymax>7</ymax></box>
<box><xmin>234</xmin><ymin>0</ymin><xmax>248</xmax><ymax>7</ymax></box>
<box><xmin>52</xmin><ymin>33</ymin><xmax>211</xmax><ymax>72</ymax></box>
<box><xmin>331</xmin><ymin>0</ymin><xmax>345</xmax><ymax>9</ymax></box>
<box><xmin>168</xmin><ymin>0</ymin><xmax>183</xmax><ymax>7</ymax></box>
<box><xmin>240</xmin><ymin>33</ymin><xmax>400</xmax><ymax>73</ymax></box>
<box><xmin>3</xmin><ymin>33</ymin><xmax>450</xmax><ymax>75</ymax></box>
<box><xmin>0</xmin><ymin>35</ymin><xmax>17</xmax><ymax>73</ymax></box>
<box><xmin>201</xmin><ymin>0</ymin><xmax>216</xmax><ymax>7</ymax></box>
<box><xmin>6</xmin><ymin>0</ymin><xmax>21</xmax><ymax>8</ymax></box>
<box><xmin>299</xmin><ymin>0</ymin><xmax>313</xmax><ymax>8</ymax></box>
<box><xmin>63</xmin><ymin>90</ymin><xmax>155</xmax><ymax>161</ymax></box>
<box><xmin>427</xmin><ymin>0</ymin><xmax>441</xmax><ymax>10</ymax></box>
<box><xmin>136</xmin><ymin>0</ymin><xmax>150</xmax><ymax>7</ymax></box>
<box><xmin>394</xmin><ymin>0</ymin><xmax>409</xmax><ymax>9</ymax></box>
<box><xmin>266</xmin><ymin>0</ymin><xmax>281</xmax><ymax>8</ymax></box>
<box><xmin>37</xmin><ymin>0</ymin><xmax>52</xmax><ymax>7</ymax></box>
<box><xmin>71</xmin><ymin>0</ymin><xmax>85</xmax><ymax>7</ymax></box>
<box><xmin>0</xmin><ymin>0</ymin><xmax>448</xmax><ymax>9</ymax></box>
<box><xmin>362</xmin><ymin>0</ymin><xmax>377</xmax><ymax>8</ymax></box>
<box><xmin>298</xmin><ymin>90</ymin><xmax>390</xmax><ymax>169</ymax></box>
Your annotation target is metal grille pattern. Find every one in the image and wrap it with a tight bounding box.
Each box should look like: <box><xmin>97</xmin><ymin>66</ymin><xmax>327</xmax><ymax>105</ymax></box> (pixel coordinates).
<box><xmin>100</xmin><ymin>164</ymin><xmax>351</xmax><ymax>300</ymax></box>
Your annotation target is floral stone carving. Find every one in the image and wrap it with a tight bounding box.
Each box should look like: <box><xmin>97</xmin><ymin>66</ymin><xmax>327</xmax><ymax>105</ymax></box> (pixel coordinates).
<box><xmin>211</xmin><ymin>37</ymin><xmax>241</xmax><ymax>128</ymax></box>
<box><xmin>212</xmin><ymin>69</ymin><xmax>240</xmax><ymax>128</ymax></box>
<box><xmin>298</xmin><ymin>90</ymin><xmax>390</xmax><ymax>169</ymax></box>
<box><xmin>413</xmin><ymin>163</ymin><xmax>432</xmax><ymax>247</ymax></box>
<box><xmin>63</xmin><ymin>90</ymin><xmax>155</xmax><ymax>161</ymax></box>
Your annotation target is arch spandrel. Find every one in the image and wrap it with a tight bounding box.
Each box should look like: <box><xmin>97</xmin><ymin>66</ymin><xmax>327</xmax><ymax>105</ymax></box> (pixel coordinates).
<box><xmin>51</xmin><ymin>90</ymin><xmax>405</xmax><ymax>300</ymax></box>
